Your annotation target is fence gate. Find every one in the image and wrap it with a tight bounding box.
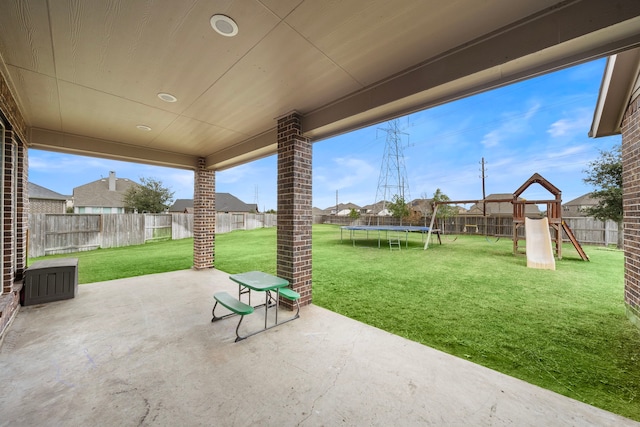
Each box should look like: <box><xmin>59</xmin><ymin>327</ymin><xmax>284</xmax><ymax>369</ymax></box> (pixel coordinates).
<box><xmin>144</xmin><ymin>214</ymin><xmax>172</xmax><ymax>242</ymax></box>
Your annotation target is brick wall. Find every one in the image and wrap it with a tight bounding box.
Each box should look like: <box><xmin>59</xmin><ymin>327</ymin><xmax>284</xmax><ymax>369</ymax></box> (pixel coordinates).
<box><xmin>193</xmin><ymin>158</ymin><xmax>215</xmax><ymax>269</ymax></box>
<box><xmin>30</xmin><ymin>199</ymin><xmax>65</xmax><ymax>214</ymax></box>
<box><xmin>3</xmin><ymin>132</ymin><xmax>15</xmax><ymax>293</ymax></box>
<box><xmin>0</xmin><ymin>126</ymin><xmax>26</xmax><ymax>340</ymax></box>
<box><xmin>277</xmin><ymin>112</ymin><xmax>312</xmax><ymax>308</ymax></box>
<box><xmin>16</xmin><ymin>141</ymin><xmax>27</xmax><ymax>281</ymax></box>
<box><xmin>622</xmin><ymin>94</ymin><xmax>640</xmax><ymax>327</ymax></box>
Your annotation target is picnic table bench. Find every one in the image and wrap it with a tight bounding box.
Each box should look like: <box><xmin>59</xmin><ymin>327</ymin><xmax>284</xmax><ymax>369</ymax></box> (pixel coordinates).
<box><xmin>211</xmin><ymin>271</ymin><xmax>300</xmax><ymax>341</ymax></box>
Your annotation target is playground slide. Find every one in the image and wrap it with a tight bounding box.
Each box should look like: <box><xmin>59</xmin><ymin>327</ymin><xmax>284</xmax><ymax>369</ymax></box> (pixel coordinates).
<box><xmin>525</xmin><ymin>217</ymin><xmax>556</xmax><ymax>270</ymax></box>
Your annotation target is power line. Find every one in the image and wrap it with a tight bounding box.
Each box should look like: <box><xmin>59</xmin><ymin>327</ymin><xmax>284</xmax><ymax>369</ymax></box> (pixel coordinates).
<box><xmin>373</xmin><ymin>119</ymin><xmax>411</xmax><ymax>223</ymax></box>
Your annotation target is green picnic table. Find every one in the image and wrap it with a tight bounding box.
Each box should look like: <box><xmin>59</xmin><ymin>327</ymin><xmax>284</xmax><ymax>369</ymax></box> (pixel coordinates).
<box><xmin>212</xmin><ymin>271</ymin><xmax>300</xmax><ymax>341</ymax></box>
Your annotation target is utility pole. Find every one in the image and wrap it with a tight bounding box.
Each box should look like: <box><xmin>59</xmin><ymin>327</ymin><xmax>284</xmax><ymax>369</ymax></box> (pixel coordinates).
<box><xmin>336</xmin><ymin>190</ymin><xmax>339</xmax><ymax>215</ymax></box>
<box><xmin>254</xmin><ymin>185</ymin><xmax>259</xmax><ymax>213</ymax></box>
<box><xmin>480</xmin><ymin>157</ymin><xmax>487</xmax><ymax>216</ymax></box>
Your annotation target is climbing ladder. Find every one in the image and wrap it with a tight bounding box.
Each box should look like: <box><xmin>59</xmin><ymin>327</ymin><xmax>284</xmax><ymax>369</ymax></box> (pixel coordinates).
<box><xmin>561</xmin><ymin>220</ymin><xmax>589</xmax><ymax>261</ymax></box>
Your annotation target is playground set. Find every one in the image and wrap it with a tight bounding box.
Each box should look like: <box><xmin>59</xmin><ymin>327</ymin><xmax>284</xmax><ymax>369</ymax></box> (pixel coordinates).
<box><xmin>427</xmin><ymin>173</ymin><xmax>588</xmax><ymax>269</ymax></box>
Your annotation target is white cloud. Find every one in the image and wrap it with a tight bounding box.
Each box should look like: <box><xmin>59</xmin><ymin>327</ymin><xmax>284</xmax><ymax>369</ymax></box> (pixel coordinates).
<box><xmin>315</xmin><ymin>157</ymin><xmax>376</xmax><ymax>187</ymax></box>
<box><xmin>480</xmin><ymin>129</ymin><xmax>502</xmax><ymax>148</ymax></box>
<box><xmin>314</xmin><ymin>157</ymin><xmax>378</xmax><ymax>208</ymax></box>
<box><xmin>216</xmin><ymin>163</ymin><xmax>257</xmax><ymax>184</ymax></box>
<box><xmin>523</xmin><ymin>102</ymin><xmax>541</xmax><ymax>120</ymax></box>
<box><xmin>481</xmin><ymin>102</ymin><xmax>540</xmax><ymax>147</ymax></box>
<box><xmin>547</xmin><ymin>119</ymin><xmax>573</xmax><ymax>137</ymax></box>
<box><xmin>29</xmin><ymin>151</ymin><xmax>114</xmax><ymax>172</ymax></box>
<box><xmin>546</xmin><ymin>108</ymin><xmax>592</xmax><ymax>138</ymax></box>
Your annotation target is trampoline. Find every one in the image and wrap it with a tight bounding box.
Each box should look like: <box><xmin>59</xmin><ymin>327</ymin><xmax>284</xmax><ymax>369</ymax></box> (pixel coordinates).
<box><xmin>340</xmin><ymin>225</ymin><xmax>432</xmax><ymax>248</ymax></box>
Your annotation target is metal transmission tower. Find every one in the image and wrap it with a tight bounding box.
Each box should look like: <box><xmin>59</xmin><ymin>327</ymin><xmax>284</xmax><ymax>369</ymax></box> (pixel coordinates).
<box><xmin>373</xmin><ymin>119</ymin><xmax>411</xmax><ymax>223</ymax></box>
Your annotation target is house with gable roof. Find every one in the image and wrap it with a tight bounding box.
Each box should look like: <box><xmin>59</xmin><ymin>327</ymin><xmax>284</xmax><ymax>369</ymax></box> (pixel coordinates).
<box><xmin>465</xmin><ymin>193</ymin><xmax>541</xmax><ymax>217</ymax></box>
<box><xmin>168</xmin><ymin>193</ymin><xmax>257</xmax><ymax>214</ymax></box>
<box><xmin>73</xmin><ymin>171</ymin><xmax>139</xmax><ymax>214</ymax></box>
<box><xmin>562</xmin><ymin>193</ymin><xmax>599</xmax><ymax>217</ymax></box>
<box><xmin>28</xmin><ymin>182</ymin><xmax>69</xmax><ymax>214</ymax></box>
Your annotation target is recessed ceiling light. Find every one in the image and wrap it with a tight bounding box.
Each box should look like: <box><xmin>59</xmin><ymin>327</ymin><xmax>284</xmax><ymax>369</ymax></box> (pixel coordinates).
<box><xmin>157</xmin><ymin>92</ymin><xmax>178</xmax><ymax>103</ymax></box>
<box><xmin>210</xmin><ymin>14</ymin><xmax>238</xmax><ymax>37</ymax></box>
<box><xmin>136</xmin><ymin>125</ymin><xmax>152</xmax><ymax>131</ymax></box>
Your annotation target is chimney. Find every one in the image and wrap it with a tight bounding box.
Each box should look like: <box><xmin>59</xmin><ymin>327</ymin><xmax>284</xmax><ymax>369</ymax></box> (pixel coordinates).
<box><xmin>108</xmin><ymin>171</ymin><xmax>116</xmax><ymax>191</ymax></box>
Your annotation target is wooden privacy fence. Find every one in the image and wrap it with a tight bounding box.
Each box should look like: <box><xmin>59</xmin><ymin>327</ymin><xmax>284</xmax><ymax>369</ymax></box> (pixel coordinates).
<box><xmin>29</xmin><ymin>213</ymin><xmax>616</xmax><ymax>257</ymax></box>
<box><xmin>318</xmin><ymin>215</ymin><xmax>619</xmax><ymax>246</ymax></box>
<box><xmin>145</xmin><ymin>214</ymin><xmax>172</xmax><ymax>242</ymax></box>
<box><xmin>28</xmin><ymin>212</ymin><xmax>277</xmax><ymax>257</ymax></box>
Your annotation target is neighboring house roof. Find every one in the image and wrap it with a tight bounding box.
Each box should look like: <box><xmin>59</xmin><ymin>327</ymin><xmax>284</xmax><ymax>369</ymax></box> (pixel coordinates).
<box><xmin>217</xmin><ymin>193</ymin><xmax>255</xmax><ymax>212</ymax></box>
<box><xmin>169</xmin><ymin>199</ymin><xmax>194</xmax><ymax>213</ymax></box>
<box><xmin>466</xmin><ymin>193</ymin><xmax>540</xmax><ymax>216</ymax></box>
<box><xmin>28</xmin><ymin>182</ymin><xmax>68</xmax><ymax>200</ymax></box>
<box><xmin>562</xmin><ymin>193</ymin><xmax>599</xmax><ymax>217</ymax></box>
<box><xmin>361</xmin><ymin>201</ymin><xmax>389</xmax><ymax>215</ymax></box>
<box><xmin>590</xmin><ymin>47</ymin><xmax>640</xmax><ymax>138</ymax></box>
<box><xmin>564</xmin><ymin>193</ymin><xmax>599</xmax><ymax>206</ymax></box>
<box><xmin>73</xmin><ymin>172</ymin><xmax>138</xmax><ymax>208</ymax></box>
<box><xmin>312</xmin><ymin>207</ymin><xmax>324</xmax><ymax>216</ymax></box>
<box><xmin>168</xmin><ymin>193</ymin><xmax>255</xmax><ymax>213</ymax></box>
<box><xmin>322</xmin><ymin>202</ymin><xmax>361</xmax><ymax>215</ymax></box>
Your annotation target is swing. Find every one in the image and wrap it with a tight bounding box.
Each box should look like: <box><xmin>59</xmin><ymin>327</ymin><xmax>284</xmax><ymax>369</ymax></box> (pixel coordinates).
<box><xmin>441</xmin><ymin>219</ymin><xmax>458</xmax><ymax>242</ymax></box>
<box><xmin>432</xmin><ymin>204</ymin><xmax>458</xmax><ymax>243</ymax></box>
<box><xmin>485</xmin><ymin>235</ymin><xmax>500</xmax><ymax>243</ymax></box>
<box><xmin>483</xmin><ymin>216</ymin><xmax>500</xmax><ymax>243</ymax></box>
<box><xmin>462</xmin><ymin>204</ymin><xmax>479</xmax><ymax>234</ymax></box>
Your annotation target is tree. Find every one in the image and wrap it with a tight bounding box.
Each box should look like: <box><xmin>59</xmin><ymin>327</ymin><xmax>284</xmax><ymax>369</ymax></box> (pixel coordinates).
<box><xmin>348</xmin><ymin>208</ymin><xmax>360</xmax><ymax>221</ymax></box>
<box><xmin>432</xmin><ymin>188</ymin><xmax>458</xmax><ymax>218</ymax></box>
<box><xmin>387</xmin><ymin>194</ymin><xmax>410</xmax><ymax>224</ymax></box>
<box><xmin>583</xmin><ymin>145</ymin><xmax>622</xmax><ymax>248</ymax></box>
<box><xmin>123</xmin><ymin>177</ymin><xmax>175</xmax><ymax>213</ymax></box>
<box><xmin>431</xmin><ymin>188</ymin><xmax>458</xmax><ymax>232</ymax></box>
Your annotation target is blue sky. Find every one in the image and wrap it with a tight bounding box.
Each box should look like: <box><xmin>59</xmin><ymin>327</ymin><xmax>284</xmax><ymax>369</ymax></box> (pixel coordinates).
<box><xmin>29</xmin><ymin>58</ymin><xmax>620</xmax><ymax>212</ymax></box>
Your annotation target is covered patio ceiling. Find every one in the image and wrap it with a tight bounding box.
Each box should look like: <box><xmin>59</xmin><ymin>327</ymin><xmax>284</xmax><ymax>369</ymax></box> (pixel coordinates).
<box><xmin>1</xmin><ymin>0</ymin><xmax>639</xmax><ymax>171</ymax></box>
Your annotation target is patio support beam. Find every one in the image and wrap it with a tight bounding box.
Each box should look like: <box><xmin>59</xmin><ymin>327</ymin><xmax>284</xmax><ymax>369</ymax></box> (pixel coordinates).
<box><xmin>193</xmin><ymin>158</ymin><xmax>215</xmax><ymax>269</ymax></box>
<box><xmin>277</xmin><ymin>112</ymin><xmax>312</xmax><ymax>308</ymax></box>
<box><xmin>301</xmin><ymin>0</ymin><xmax>640</xmax><ymax>143</ymax></box>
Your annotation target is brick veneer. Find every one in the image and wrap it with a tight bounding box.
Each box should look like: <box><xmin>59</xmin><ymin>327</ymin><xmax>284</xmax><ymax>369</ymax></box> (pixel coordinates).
<box><xmin>622</xmin><ymin>94</ymin><xmax>640</xmax><ymax>328</ymax></box>
<box><xmin>3</xmin><ymin>132</ymin><xmax>16</xmax><ymax>293</ymax></box>
<box><xmin>30</xmin><ymin>199</ymin><xmax>66</xmax><ymax>214</ymax></box>
<box><xmin>193</xmin><ymin>158</ymin><xmax>215</xmax><ymax>269</ymax></box>
<box><xmin>16</xmin><ymin>142</ymin><xmax>27</xmax><ymax>281</ymax></box>
<box><xmin>0</xmin><ymin>126</ymin><xmax>27</xmax><ymax>340</ymax></box>
<box><xmin>277</xmin><ymin>112</ymin><xmax>312</xmax><ymax>308</ymax></box>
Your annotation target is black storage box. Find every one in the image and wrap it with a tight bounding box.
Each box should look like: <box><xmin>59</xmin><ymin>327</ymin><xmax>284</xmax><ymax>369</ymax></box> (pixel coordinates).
<box><xmin>21</xmin><ymin>258</ymin><xmax>79</xmax><ymax>306</ymax></box>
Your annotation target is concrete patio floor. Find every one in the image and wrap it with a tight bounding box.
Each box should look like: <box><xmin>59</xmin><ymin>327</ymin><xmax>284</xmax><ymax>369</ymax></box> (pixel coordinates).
<box><xmin>0</xmin><ymin>268</ymin><xmax>637</xmax><ymax>426</ymax></box>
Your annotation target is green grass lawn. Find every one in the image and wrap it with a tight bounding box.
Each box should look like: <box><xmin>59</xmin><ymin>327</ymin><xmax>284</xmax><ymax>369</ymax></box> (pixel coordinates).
<box><xmin>29</xmin><ymin>224</ymin><xmax>640</xmax><ymax>420</ymax></box>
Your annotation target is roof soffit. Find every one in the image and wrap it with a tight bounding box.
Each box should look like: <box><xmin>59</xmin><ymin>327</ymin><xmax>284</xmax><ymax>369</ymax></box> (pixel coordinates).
<box><xmin>1</xmin><ymin>0</ymin><xmax>639</xmax><ymax>170</ymax></box>
<box><xmin>590</xmin><ymin>47</ymin><xmax>640</xmax><ymax>137</ymax></box>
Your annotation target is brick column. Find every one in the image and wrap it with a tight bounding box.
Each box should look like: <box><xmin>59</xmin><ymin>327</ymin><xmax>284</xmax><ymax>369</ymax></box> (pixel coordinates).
<box><xmin>1</xmin><ymin>67</ymin><xmax>28</xmax><ymax>341</ymax></box>
<box><xmin>193</xmin><ymin>158</ymin><xmax>215</xmax><ymax>269</ymax></box>
<box><xmin>622</xmin><ymin>94</ymin><xmax>640</xmax><ymax>328</ymax></box>
<box><xmin>3</xmin><ymin>132</ymin><xmax>15</xmax><ymax>293</ymax></box>
<box><xmin>15</xmin><ymin>140</ymin><xmax>27</xmax><ymax>281</ymax></box>
<box><xmin>277</xmin><ymin>112</ymin><xmax>312</xmax><ymax>307</ymax></box>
